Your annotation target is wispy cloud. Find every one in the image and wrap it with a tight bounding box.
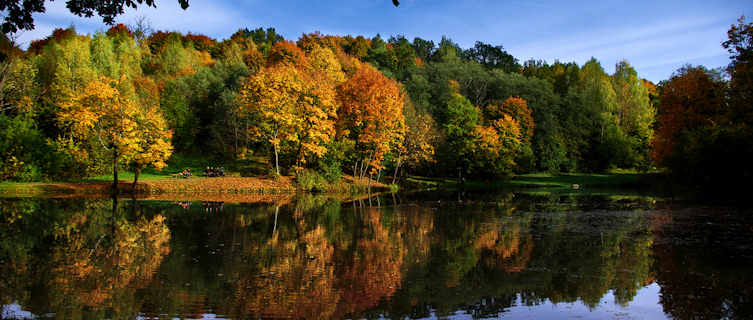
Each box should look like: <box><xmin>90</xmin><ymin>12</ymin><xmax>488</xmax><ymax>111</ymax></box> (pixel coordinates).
<box><xmin>507</xmin><ymin>16</ymin><xmax>732</xmax><ymax>80</ymax></box>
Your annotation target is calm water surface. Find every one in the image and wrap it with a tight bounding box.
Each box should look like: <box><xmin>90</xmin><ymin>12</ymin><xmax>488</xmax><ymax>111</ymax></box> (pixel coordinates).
<box><xmin>1</xmin><ymin>191</ymin><xmax>751</xmax><ymax>319</ymax></box>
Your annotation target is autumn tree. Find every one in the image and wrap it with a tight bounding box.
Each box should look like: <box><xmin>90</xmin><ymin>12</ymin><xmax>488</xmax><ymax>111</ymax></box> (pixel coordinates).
<box><xmin>337</xmin><ymin>62</ymin><xmax>406</xmax><ymax>179</ymax></box>
<box><xmin>58</xmin><ymin>77</ymin><xmax>172</xmax><ymax>192</ymax></box>
<box><xmin>652</xmin><ymin>66</ymin><xmax>726</xmax><ymax>166</ymax></box>
<box><xmin>652</xmin><ymin>18</ymin><xmax>753</xmax><ymax>197</ymax></box>
<box><xmin>238</xmin><ymin>63</ymin><xmax>337</xmax><ymax>175</ymax></box>
<box><xmin>471</xmin><ymin>115</ymin><xmax>522</xmax><ymax>177</ymax></box>
<box><xmin>485</xmin><ymin>96</ymin><xmax>534</xmax><ymax>172</ymax></box>
<box><xmin>487</xmin><ymin>96</ymin><xmax>533</xmax><ymax>143</ymax></box>
<box><xmin>400</xmin><ymin>99</ymin><xmax>440</xmax><ymax>179</ymax></box>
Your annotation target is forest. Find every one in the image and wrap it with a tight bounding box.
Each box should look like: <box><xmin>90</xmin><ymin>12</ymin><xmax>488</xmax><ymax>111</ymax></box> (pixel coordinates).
<box><xmin>0</xmin><ymin>17</ymin><xmax>751</xmax><ymax>194</ymax></box>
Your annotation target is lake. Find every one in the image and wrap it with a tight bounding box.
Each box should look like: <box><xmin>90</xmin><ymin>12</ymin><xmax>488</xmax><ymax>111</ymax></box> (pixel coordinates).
<box><xmin>1</xmin><ymin>191</ymin><xmax>751</xmax><ymax>319</ymax></box>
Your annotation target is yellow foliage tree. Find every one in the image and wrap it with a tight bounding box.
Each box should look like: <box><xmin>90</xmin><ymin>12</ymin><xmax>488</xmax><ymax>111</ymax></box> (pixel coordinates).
<box><xmin>238</xmin><ymin>64</ymin><xmax>337</xmax><ymax>175</ymax></box>
<box><xmin>471</xmin><ymin>114</ymin><xmax>522</xmax><ymax>177</ymax></box>
<box><xmin>305</xmin><ymin>43</ymin><xmax>346</xmax><ymax>84</ymax></box>
<box><xmin>58</xmin><ymin>76</ymin><xmax>172</xmax><ymax>192</ymax></box>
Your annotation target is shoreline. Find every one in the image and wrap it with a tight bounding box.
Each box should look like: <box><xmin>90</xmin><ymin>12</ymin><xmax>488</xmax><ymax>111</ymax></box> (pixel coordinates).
<box><xmin>0</xmin><ymin>175</ymin><xmax>391</xmax><ymax>198</ymax></box>
<box><xmin>1</xmin><ymin>172</ymin><xmax>662</xmax><ymax>198</ymax></box>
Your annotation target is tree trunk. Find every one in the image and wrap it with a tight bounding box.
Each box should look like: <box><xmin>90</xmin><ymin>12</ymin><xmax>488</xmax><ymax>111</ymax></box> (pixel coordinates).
<box><xmin>112</xmin><ymin>149</ymin><xmax>119</xmax><ymax>195</ymax></box>
<box><xmin>273</xmin><ymin>205</ymin><xmax>279</xmax><ymax>235</ymax></box>
<box><xmin>111</xmin><ymin>194</ymin><xmax>118</xmax><ymax>215</ymax></box>
<box><xmin>233</xmin><ymin>122</ymin><xmax>238</xmax><ymax>156</ymax></box>
<box><xmin>132</xmin><ymin>168</ymin><xmax>140</xmax><ymax>190</ymax></box>
<box><xmin>295</xmin><ymin>141</ymin><xmax>304</xmax><ymax>171</ymax></box>
<box><xmin>274</xmin><ymin>145</ymin><xmax>280</xmax><ymax>176</ymax></box>
<box><xmin>392</xmin><ymin>154</ymin><xmax>402</xmax><ymax>185</ymax></box>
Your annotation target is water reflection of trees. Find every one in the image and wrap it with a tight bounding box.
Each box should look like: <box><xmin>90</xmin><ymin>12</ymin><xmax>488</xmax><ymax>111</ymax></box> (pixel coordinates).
<box><xmin>0</xmin><ymin>198</ymin><xmax>170</xmax><ymax>319</ymax></box>
<box><xmin>4</xmin><ymin>195</ymin><xmax>749</xmax><ymax>319</ymax></box>
<box><xmin>652</xmin><ymin>208</ymin><xmax>753</xmax><ymax>319</ymax></box>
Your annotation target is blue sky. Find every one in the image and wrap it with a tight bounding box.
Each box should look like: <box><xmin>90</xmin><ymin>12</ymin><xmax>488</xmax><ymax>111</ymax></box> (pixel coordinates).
<box><xmin>11</xmin><ymin>0</ymin><xmax>751</xmax><ymax>82</ymax></box>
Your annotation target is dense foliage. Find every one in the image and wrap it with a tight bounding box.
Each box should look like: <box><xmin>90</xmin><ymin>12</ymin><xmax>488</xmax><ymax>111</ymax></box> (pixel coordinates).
<box><xmin>0</xmin><ymin>18</ymin><xmax>750</xmax><ymax>190</ymax></box>
<box><xmin>653</xmin><ymin>17</ymin><xmax>753</xmax><ymax>197</ymax></box>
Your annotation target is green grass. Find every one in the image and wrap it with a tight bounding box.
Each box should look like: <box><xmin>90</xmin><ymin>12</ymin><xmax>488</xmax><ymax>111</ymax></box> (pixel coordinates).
<box><xmin>85</xmin><ymin>154</ymin><xmax>274</xmax><ymax>182</ymax></box>
<box><xmin>0</xmin><ymin>181</ymin><xmax>36</xmax><ymax>191</ymax></box>
<box><xmin>506</xmin><ymin>172</ymin><xmax>647</xmax><ymax>189</ymax></box>
<box><xmin>85</xmin><ymin>171</ymin><xmax>169</xmax><ymax>182</ymax></box>
<box><xmin>405</xmin><ymin>171</ymin><xmax>661</xmax><ymax>193</ymax></box>
<box><xmin>0</xmin><ymin>181</ymin><xmax>51</xmax><ymax>195</ymax></box>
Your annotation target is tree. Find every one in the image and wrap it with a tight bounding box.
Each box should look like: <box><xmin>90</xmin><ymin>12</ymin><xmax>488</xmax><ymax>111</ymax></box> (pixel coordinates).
<box><xmin>650</xmin><ymin>18</ymin><xmax>753</xmax><ymax>197</ymax></box>
<box><xmin>305</xmin><ymin>44</ymin><xmax>346</xmax><ymax>84</ymax></box>
<box><xmin>58</xmin><ymin>77</ymin><xmax>172</xmax><ymax>192</ymax></box>
<box><xmin>337</xmin><ymin>62</ymin><xmax>405</xmax><ymax>178</ymax></box>
<box><xmin>652</xmin><ymin>66</ymin><xmax>726</xmax><ymax>166</ymax></box>
<box><xmin>401</xmin><ymin>99</ymin><xmax>440</xmax><ymax>178</ymax></box>
<box><xmin>486</xmin><ymin>96</ymin><xmax>534</xmax><ymax>172</ymax></box>
<box><xmin>579</xmin><ymin>58</ymin><xmax>617</xmax><ymax>143</ymax></box>
<box><xmin>441</xmin><ymin>80</ymin><xmax>479</xmax><ymax>178</ymax></box>
<box><xmin>463</xmin><ymin>41</ymin><xmax>520</xmax><ymax>73</ymax></box>
<box><xmin>238</xmin><ymin>63</ymin><xmax>337</xmax><ymax>175</ymax></box>
<box><xmin>471</xmin><ymin>115</ymin><xmax>522</xmax><ymax>177</ymax></box>
<box><xmin>489</xmin><ymin>71</ymin><xmax>565</xmax><ymax>172</ymax></box>
<box><xmin>612</xmin><ymin>60</ymin><xmax>654</xmax><ymax>168</ymax></box>
<box><xmin>126</xmin><ymin>88</ymin><xmax>173</xmax><ymax>187</ymax></box>
<box><xmin>723</xmin><ymin>16</ymin><xmax>753</xmax><ymax>123</ymax></box>
<box><xmin>486</xmin><ymin>96</ymin><xmax>533</xmax><ymax>143</ymax></box>
<box><xmin>1</xmin><ymin>0</ymin><xmax>190</xmax><ymax>33</ymax></box>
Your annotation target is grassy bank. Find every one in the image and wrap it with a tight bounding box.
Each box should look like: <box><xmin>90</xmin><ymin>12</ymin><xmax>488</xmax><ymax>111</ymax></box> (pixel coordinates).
<box><xmin>1</xmin><ymin>152</ymin><xmax>660</xmax><ymax>197</ymax></box>
<box><xmin>404</xmin><ymin>171</ymin><xmax>664</xmax><ymax>193</ymax></box>
<box><xmin>0</xmin><ymin>173</ymin><xmax>391</xmax><ymax>197</ymax></box>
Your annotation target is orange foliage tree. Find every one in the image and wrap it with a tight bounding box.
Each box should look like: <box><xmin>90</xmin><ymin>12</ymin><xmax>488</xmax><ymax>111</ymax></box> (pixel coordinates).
<box><xmin>486</xmin><ymin>96</ymin><xmax>534</xmax><ymax>143</ymax></box>
<box><xmin>267</xmin><ymin>40</ymin><xmax>308</xmax><ymax>67</ymax></box>
<box><xmin>471</xmin><ymin>114</ymin><xmax>522</xmax><ymax>177</ymax></box>
<box><xmin>652</xmin><ymin>67</ymin><xmax>726</xmax><ymax>166</ymax></box>
<box><xmin>337</xmin><ymin>62</ymin><xmax>406</xmax><ymax>178</ymax></box>
<box><xmin>50</xmin><ymin>212</ymin><xmax>170</xmax><ymax>311</ymax></box>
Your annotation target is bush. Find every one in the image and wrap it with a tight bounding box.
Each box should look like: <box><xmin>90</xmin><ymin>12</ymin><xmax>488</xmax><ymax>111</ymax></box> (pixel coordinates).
<box><xmin>316</xmin><ymin>140</ymin><xmax>350</xmax><ymax>182</ymax></box>
<box><xmin>666</xmin><ymin>125</ymin><xmax>753</xmax><ymax>198</ymax></box>
<box><xmin>0</xmin><ymin>114</ymin><xmax>56</xmax><ymax>181</ymax></box>
<box><xmin>296</xmin><ymin>169</ymin><xmax>328</xmax><ymax>192</ymax></box>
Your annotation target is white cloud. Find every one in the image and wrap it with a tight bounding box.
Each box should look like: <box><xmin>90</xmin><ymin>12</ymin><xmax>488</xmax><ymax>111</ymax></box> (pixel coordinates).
<box><xmin>506</xmin><ymin>16</ymin><xmax>731</xmax><ymax>81</ymax></box>
<box><xmin>13</xmin><ymin>0</ymin><xmax>258</xmax><ymax>47</ymax></box>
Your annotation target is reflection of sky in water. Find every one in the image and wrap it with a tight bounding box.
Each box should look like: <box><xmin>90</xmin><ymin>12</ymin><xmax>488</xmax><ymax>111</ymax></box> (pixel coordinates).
<box><xmin>4</xmin><ymin>285</ymin><xmax>667</xmax><ymax>319</ymax></box>
<box><xmin>406</xmin><ymin>283</ymin><xmax>667</xmax><ymax>320</ymax></box>
<box><xmin>2</xmin><ymin>302</ymin><xmax>34</xmax><ymax>319</ymax></box>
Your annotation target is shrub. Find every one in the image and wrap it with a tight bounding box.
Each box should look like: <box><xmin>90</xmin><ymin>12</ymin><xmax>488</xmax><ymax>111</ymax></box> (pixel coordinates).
<box><xmin>296</xmin><ymin>169</ymin><xmax>328</xmax><ymax>192</ymax></box>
